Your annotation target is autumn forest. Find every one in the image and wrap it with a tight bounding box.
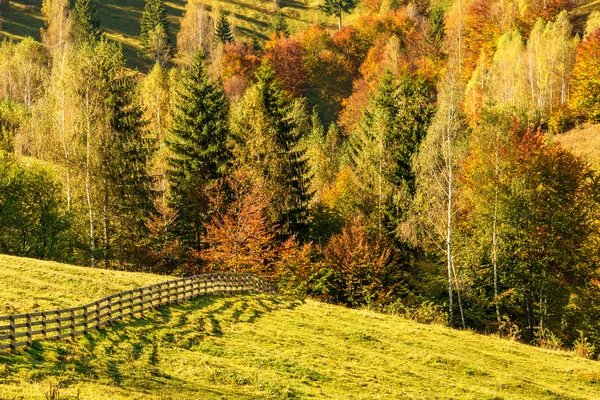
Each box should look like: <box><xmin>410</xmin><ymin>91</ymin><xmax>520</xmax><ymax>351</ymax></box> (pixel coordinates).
<box><xmin>1</xmin><ymin>0</ymin><xmax>600</xmax><ymax>358</ymax></box>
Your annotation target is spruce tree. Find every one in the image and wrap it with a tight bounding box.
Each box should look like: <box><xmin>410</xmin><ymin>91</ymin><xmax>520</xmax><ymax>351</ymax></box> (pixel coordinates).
<box><xmin>320</xmin><ymin>0</ymin><xmax>358</xmax><ymax>30</ymax></box>
<box><xmin>232</xmin><ymin>63</ymin><xmax>312</xmax><ymax>238</ymax></box>
<box><xmin>167</xmin><ymin>51</ymin><xmax>230</xmax><ymax>249</ymax></box>
<box><xmin>71</xmin><ymin>0</ymin><xmax>101</xmax><ymax>44</ymax></box>
<box><xmin>270</xmin><ymin>12</ymin><xmax>290</xmax><ymax>37</ymax></box>
<box><xmin>214</xmin><ymin>12</ymin><xmax>234</xmax><ymax>45</ymax></box>
<box><xmin>351</xmin><ymin>71</ymin><xmax>435</xmax><ymax>234</ymax></box>
<box><xmin>139</xmin><ymin>0</ymin><xmax>173</xmax><ymax>62</ymax></box>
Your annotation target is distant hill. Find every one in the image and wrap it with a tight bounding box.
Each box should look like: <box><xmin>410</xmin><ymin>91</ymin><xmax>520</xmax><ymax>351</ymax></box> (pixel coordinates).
<box><xmin>0</xmin><ymin>254</ymin><xmax>599</xmax><ymax>399</ymax></box>
<box><xmin>0</xmin><ymin>0</ymin><xmax>343</xmax><ymax>70</ymax></box>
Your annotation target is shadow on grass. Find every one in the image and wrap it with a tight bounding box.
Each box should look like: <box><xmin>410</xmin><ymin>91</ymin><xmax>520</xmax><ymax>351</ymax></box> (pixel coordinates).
<box><xmin>0</xmin><ymin>294</ymin><xmax>303</xmax><ymax>397</ymax></box>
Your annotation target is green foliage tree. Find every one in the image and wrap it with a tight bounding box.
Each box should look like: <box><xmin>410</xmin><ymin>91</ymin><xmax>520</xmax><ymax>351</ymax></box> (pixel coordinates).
<box><xmin>320</xmin><ymin>0</ymin><xmax>357</xmax><ymax>30</ymax></box>
<box><xmin>231</xmin><ymin>63</ymin><xmax>312</xmax><ymax>238</ymax></box>
<box><xmin>139</xmin><ymin>0</ymin><xmax>173</xmax><ymax>63</ymax></box>
<box><xmin>270</xmin><ymin>12</ymin><xmax>290</xmax><ymax>37</ymax></box>
<box><xmin>214</xmin><ymin>12</ymin><xmax>234</xmax><ymax>45</ymax></box>
<box><xmin>71</xmin><ymin>0</ymin><xmax>101</xmax><ymax>44</ymax></box>
<box><xmin>167</xmin><ymin>52</ymin><xmax>230</xmax><ymax>250</ymax></box>
<box><xmin>351</xmin><ymin>71</ymin><xmax>435</xmax><ymax>235</ymax></box>
<box><xmin>0</xmin><ymin>156</ymin><xmax>70</xmax><ymax>260</ymax></box>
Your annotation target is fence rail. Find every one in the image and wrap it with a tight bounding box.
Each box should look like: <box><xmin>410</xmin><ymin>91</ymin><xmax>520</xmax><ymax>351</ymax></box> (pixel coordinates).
<box><xmin>0</xmin><ymin>272</ymin><xmax>275</xmax><ymax>351</ymax></box>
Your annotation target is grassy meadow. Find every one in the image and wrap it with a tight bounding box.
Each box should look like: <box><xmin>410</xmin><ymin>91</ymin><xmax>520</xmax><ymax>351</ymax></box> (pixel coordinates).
<box><xmin>0</xmin><ymin>256</ymin><xmax>599</xmax><ymax>399</ymax></box>
<box><xmin>0</xmin><ymin>0</ymin><xmax>353</xmax><ymax>70</ymax></box>
<box><xmin>554</xmin><ymin>124</ymin><xmax>600</xmax><ymax>172</ymax></box>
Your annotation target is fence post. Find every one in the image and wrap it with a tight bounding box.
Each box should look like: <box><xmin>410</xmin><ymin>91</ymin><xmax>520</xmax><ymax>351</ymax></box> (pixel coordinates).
<box><xmin>9</xmin><ymin>315</ymin><xmax>15</xmax><ymax>351</ymax></box>
<box><xmin>95</xmin><ymin>302</ymin><xmax>100</xmax><ymax>329</ymax></box>
<box><xmin>57</xmin><ymin>311</ymin><xmax>62</xmax><ymax>339</ymax></box>
<box><xmin>119</xmin><ymin>293</ymin><xmax>124</xmax><ymax>321</ymax></box>
<box><xmin>140</xmin><ymin>288</ymin><xmax>145</xmax><ymax>318</ymax></box>
<box><xmin>42</xmin><ymin>312</ymin><xmax>47</xmax><ymax>339</ymax></box>
<box><xmin>70</xmin><ymin>310</ymin><xmax>75</xmax><ymax>341</ymax></box>
<box><xmin>26</xmin><ymin>314</ymin><xmax>32</xmax><ymax>347</ymax></box>
<box><xmin>83</xmin><ymin>306</ymin><xmax>88</xmax><ymax>335</ymax></box>
<box><xmin>107</xmin><ymin>297</ymin><xmax>112</xmax><ymax>325</ymax></box>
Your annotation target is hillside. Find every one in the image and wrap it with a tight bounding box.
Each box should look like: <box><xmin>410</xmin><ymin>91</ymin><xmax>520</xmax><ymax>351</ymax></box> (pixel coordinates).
<box><xmin>0</xmin><ymin>255</ymin><xmax>168</xmax><ymax>314</ymax></box>
<box><xmin>0</xmin><ymin>257</ymin><xmax>599</xmax><ymax>399</ymax></box>
<box><xmin>0</xmin><ymin>0</ymin><xmax>346</xmax><ymax>70</ymax></box>
<box><xmin>554</xmin><ymin>124</ymin><xmax>600</xmax><ymax>172</ymax></box>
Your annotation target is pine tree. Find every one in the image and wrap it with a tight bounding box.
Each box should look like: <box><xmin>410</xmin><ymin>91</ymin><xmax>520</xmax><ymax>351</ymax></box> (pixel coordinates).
<box><xmin>319</xmin><ymin>0</ymin><xmax>357</xmax><ymax>30</ymax></box>
<box><xmin>231</xmin><ymin>63</ymin><xmax>312</xmax><ymax>238</ymax></box>
<box><xmin>167</xmin><ymin>51</ymin><xmax>230</xmax><ymax>249</ymax></box>
<box><xmin>139</xmin><ymin>0</ymin><xmax>173</xmax><ymax>62</ymax></box>
<box><xmin>214</xmin><ymin>12</ymin><xmax>234</xmax><ymax>45</ymax></box>
<box><xmin>71</xmin><ymin>0</ymin><xmax>101</xmax><ymax>44</ymax></box>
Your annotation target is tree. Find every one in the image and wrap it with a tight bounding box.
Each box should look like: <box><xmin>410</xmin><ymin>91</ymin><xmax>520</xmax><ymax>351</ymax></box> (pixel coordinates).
<box><xmin>41</xmin><ymin>0</ymin><xmax>72</xmax><ymax>52</ymax></box>
<box><xmin>139</xmin><ymin>0</ymin><xmax>173</xmax><ymax>63</ymax></box>
<box><xmin>412</xmin><ymin>72</ymin><xmax>468</xmax><ymax>328</ymax></box>
<box><xmin>71</xmin><ymin>0</ymin><xmax>101</xmax><ymax>44</ymax></box>
<box><xmin>263</xmin><ymin>34</ymin><xmax>308</xmax><ymax>97</ymax></box>
<box><xmin>177</xmin><ymin>0</ymin><xmax>213</xmax><ymax>65</ymax></box>
<box><xmin>200</xmin><ymin>169</ymin><xmax>276</xmax><ymax>274</ymax></box>
<box><xmin>569</xmin><ymin>27</ymin><xmax>600</xmax><ymax>123</ymax></box>
<box><xmin>0</xmin><ymin>156</ymin><xmax>70</xmax><ymax>261</ymax></box>
<box><xmin>500</xmin><ymin>128</ymin><xmax>600</xmax><ymax>340</ymax></box>
<box><xmin>214</xmin><ymin>12</ymin><xmax>234</xmax><ymax>45</ymax></box>
<box><xmin>269</xmin><ymin>11</ymin><xmax>290</xmax><ymax>37</ymax></box>
<box><xmin>320</xmin><ymin>0</ymin><xmax>358</xmax><ymax>30</ymax></box>
<box><xmin>167</xmin><ymin>51</ymin><xmax>230</xmax><ymax>250</ymax></box>
<box><xmin>351</xmin><ymin>71</ymin><xmax>435</xmax><ymax>235</ymax></box>
<box><xmin>231</xmin><ymin>63</ymin><xmax>312</xmax><ymax>238</ymax></box>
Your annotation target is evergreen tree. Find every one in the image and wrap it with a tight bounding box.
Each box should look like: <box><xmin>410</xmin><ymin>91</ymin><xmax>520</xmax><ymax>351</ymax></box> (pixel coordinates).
<box><xmin>319</xmin><ymin>0</ymin><xmax>358</xmax><ymax>30</ymax></box>
<box><xmin>167</xmin><ymin>52</ymin><xmax>230</xmax><ymax>249</ymax></box>
<box><xmin>214</xmin><ymin>12</ymin><xmax>234</xmax><ymax>45</ymax></box>
<box><xmin>351</xmin><ymin>71</ymin><xmax>435</xmax><ymax>235</ymax></box>
<box><xmin>270</xmin><ymin>12</ymin><xmax>290</xmax><ymax>37</ymax></box>
<box><xmin>101</xmin><ymin>72</ymin><xmax>152</xmax><ymax>267</ymax></box>
<box><xmin>231</xmin><ymin>63</ymin><xmax>312</xmax><ymax>237</ymax></box>
<box><xmin>139</xmin><ymin>0</ymin><xmax>173</xmax><ymax>62</ymax></box>
<box><xmin>71</xmin><ymin>0</ymin><xmax>101</xmax><ymax>44</ymax></box>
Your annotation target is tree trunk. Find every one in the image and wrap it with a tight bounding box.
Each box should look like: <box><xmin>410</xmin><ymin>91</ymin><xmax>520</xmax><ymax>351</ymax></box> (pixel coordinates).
<box><xmin>84</xmin><ymin>88</ymin><xmax>96</xmax><ymax>267</ymax></box>
<box><xmin>338</xmin><ymin>8</ymin><xmax>342</xmax><ymax>30</ymax></box>
<box><xmin>492</xmin><ymin>137</ymin><xmax>501</xmax><ymax>322</ymax></box>
<box><xmin>103</xmin><ymin>179</ymin><xmax>111</xmax><ymax>269</ymax></box>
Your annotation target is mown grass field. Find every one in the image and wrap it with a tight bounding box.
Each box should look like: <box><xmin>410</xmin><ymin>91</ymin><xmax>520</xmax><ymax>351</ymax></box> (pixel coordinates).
<box><xmin>554</xmin><ymin>123</ymin><xmax>600</xmax><ymax>172</ymax></box>
<box><xmin>0</xmin><ymin>0</ymin><xmax>355</xmax><ymax>70</ymax></box>
<box><xmin>0</xmin><ymin>255</ymin><xmax>599</xmax><ymax>399</ymax></box>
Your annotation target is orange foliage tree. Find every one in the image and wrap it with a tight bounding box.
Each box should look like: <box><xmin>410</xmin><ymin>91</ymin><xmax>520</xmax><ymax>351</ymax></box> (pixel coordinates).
<box><xmin>263</xmin><ymin>33</ymin><xmax>308</xmax><ymax>97</ymax></box>
<box><xmin>221</xmin><ymin>42</ymin><xmax>261</xmax><ymax>98</ymax></box>
<box><xmin>569</xmin><ymin>27</ymin><xmax>600</xmax><ymax>123</ymax></box>
<box><xmin>324</xmin><ymin>215</ymin><xmax>395</xmax><ymax>306</ymax></box>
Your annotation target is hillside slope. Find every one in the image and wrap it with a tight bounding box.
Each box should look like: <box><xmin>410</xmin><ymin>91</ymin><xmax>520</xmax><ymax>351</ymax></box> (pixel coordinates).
<box><xmin>0</xmin><ymin>256</ymin><xmax>599</xmax><ymax>399</ymax></box>
<box><xmin>554</xmin><ymin>124</ymin><xmax>600</xmax><ymax>171</ymax></box>
<box><xmin>0</xmin><ymin>0</ymin><xmax>342</xmax><ymax>70</ymax></box>
<box><xmin>0</xmin><ymin>254</ymin><xmax>169</xmax><ymax>314</ymax></box>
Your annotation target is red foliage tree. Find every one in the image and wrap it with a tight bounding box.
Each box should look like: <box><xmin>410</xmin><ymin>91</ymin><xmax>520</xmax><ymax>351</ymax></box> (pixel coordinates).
<box><xmin>263</xmin><ymin>33</ymin><xmax>309</xmax><ymax>97</ymax></box>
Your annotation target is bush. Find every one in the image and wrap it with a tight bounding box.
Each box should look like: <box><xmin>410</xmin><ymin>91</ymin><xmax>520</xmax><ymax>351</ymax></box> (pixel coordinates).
<box><xmin>573</xmin><ymin>331</ymin><xmax>596</xmax><ymax>359</ymax></box>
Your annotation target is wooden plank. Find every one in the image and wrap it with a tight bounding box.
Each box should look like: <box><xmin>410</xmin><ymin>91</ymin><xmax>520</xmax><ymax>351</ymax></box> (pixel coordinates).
<box><xmin>9</xmin><ymin>315</ymin><xmax>15</xmax><ymax>351</ymax></box>
<box><xmin>0</xmin><ymin>343</ymin><xmax>11</xmax><ymax>350</ymax></box>
<box><xmin>26</xmin><ymin>314</ymin><xmax>32</xmax><ymax>347</ymax></box>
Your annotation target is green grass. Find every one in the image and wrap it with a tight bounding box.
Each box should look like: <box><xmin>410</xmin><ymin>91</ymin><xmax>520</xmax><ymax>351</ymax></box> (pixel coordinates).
<box><xmin>0</xmin><ymin>256</ymin><xmax>600</xmax><ymax>399</ymax></box>
<box><xmin>0</xmin><ymin>254</ymin><xmax>169</xmax><ymax>314</ymax></box>
<box><xmin>0</xmin><ymin>0</ymin><xmax>350</xmax><ymax>70</ymax></box>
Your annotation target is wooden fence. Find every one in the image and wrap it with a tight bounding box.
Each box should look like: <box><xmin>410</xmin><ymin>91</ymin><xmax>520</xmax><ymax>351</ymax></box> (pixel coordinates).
<box><xmin>0</xmin><ymin>273</ymin><xmax>275</xmax><ymax>352</ymax></box>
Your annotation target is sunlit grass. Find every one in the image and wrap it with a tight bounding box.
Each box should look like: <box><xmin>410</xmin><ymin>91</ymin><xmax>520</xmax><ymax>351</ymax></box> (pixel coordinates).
<box><xmin>553</xmin><ymin>123</ymin><xmax>600</xmax><ymax>172</ymax></box>
<box><xmin>0</xmin><ymin>0</ymin><xmax>358</xmax><ymax>71</ymax></box>
<box><xmin>0</xmin><ymin>256</ymin><xmax>599</xmax><ymax>399</ymax></box>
